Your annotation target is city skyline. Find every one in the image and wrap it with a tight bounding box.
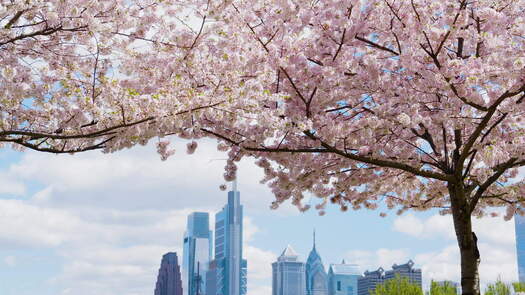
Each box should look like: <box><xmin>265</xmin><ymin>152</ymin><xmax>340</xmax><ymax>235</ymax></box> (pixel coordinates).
<box><xmin>0</xmin><ymin>141</ymin><xmax>520</xmax><ymax>295</ymax></box>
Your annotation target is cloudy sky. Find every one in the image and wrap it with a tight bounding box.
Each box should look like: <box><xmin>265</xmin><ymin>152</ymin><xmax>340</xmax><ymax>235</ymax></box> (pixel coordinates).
<box><xmin>0</xmin><ymin>138</ymin><xmax>519</xmax><ymax>295</ymax></box>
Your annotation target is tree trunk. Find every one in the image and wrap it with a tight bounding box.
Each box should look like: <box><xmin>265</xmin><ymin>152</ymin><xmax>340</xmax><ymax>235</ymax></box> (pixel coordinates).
<box><xmin>449</xmin><ymin>184</ymin><xmax>481</xmax><ymax>295</ymax></box>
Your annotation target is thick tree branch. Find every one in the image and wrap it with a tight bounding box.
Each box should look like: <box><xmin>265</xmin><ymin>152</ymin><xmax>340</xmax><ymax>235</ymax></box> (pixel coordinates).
<box><xmin>470</xmin><ymin>158</ymin><xmax>518</xmax><ymax>210</ymax></box>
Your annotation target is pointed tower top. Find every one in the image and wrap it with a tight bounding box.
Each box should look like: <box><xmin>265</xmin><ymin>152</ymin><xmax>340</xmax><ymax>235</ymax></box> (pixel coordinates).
<box><xmin>313</xmin><ymin>228</ymin><xmax>316</xmax><ymax>250</ymax></box>
<box><xmin>281</xmin><ymin>244</ymin><xmax>298</xmax><ymax>257</ymax></box>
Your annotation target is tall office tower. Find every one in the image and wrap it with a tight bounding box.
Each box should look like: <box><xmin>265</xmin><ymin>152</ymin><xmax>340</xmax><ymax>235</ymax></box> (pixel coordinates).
<box><xmin>306</xmin><ymin>231</ymin><xmax>328</xmax><ymax>295</ymax></box>
<box><xmin>213</xmin><ymin>183</ymin><xmax>247</xmax><ymax>295</ymax></box>
<box><xmin>384</xmin><ymin>260</ymin><xmax>422</xmax><ymax>288</ymax></box>
<box><xmin>206</xmin><ymin>260</ymin><xmax>218</xmax><ymax>295</ymax></box>
<box><xmin>357</xmin><ymin>268</ymin><xmax>384</xmax><ymax>295</ymax></box>
<box><xmin>183</xmin><ymin>212</ymin><xmax>212</xmax><ymax>295</ymax></box>
<box><xmin>328</xmin><ymin>260</ymin><xmax>361</xmax><ymax>295</ymax></box>
<box><xmin>516</xmin><ymin>214</ymin><xmax>525</xmax><ymax>282</ymax></box>
<box><xmin>272</xmin><ymin>245</ymin><xmax>306</xmax><ymax>295</ymax></box>
<box><xmin>155</xmin><ymin>252</ymin><xmax>184</xmax><ymax>295</ymax></box>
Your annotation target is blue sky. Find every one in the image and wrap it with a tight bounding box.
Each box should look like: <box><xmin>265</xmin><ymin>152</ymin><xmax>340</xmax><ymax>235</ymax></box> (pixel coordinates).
<box><xmin>0</xmin><ymin>139</ymin><xmax>519</xmax><ymax>295</ymax></box>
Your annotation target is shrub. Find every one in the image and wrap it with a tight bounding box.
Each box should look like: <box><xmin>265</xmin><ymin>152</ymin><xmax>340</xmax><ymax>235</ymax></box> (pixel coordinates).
<box><xmin>430</xmin><ymin>281</ymin><xmax>458</xmax><ymax>295</ymax></box>
<box><xmin>513</xmin><ymin>282</ymin><xmax>525</xmax><ymax>293</ymax></box>
<box><xmin>371</xmin><ymin>275</ymin><xmax>423</xmax><ymax>295</ymax></box>
<box><xmin>484</xmin><ymin>279</ymin><xmax>511</xmax><ymax>295</ymax></box>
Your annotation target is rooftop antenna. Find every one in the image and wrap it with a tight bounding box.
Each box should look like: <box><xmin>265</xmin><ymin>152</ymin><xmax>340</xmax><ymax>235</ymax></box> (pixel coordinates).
<box><xmin>232</xmin><ymin>177</ymin><xmax>238</xmax><ymax>192</ymax></box>
<box><xmin>313</xmin><ymin>228</ymin><xmax>316</xmax><ymax>249</ymax></box>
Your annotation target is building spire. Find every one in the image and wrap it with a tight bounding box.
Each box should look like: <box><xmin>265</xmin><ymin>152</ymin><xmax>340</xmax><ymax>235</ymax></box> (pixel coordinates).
<box><xmin>313</xmin><ymin>228</ymin><xmax>316</xmax><ymax>250</ymax></box>
<box><xmin>232</xmin><ymin>178</ymin><xmax>237</xmax><ymax>192</ymax></box>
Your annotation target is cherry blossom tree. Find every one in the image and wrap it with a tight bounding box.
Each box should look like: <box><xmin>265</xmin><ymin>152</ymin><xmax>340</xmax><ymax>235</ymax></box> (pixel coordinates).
<box><xmin>0</xmin><ymin>0</ymin><xmax>218</xmax><ymax>155</ymax></box>
<box><xmin>172</xmin><ymin>1</ymin><xmax>525</xmax><ymax>294</ymax></box>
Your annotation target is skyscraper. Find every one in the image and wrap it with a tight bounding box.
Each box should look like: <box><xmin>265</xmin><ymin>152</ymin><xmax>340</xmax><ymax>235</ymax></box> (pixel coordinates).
<box><xmin>384</xmin><ymin>260</ymin><xmax>422</xmax><ymax>288</ymax></box>
<box><xmin>183</xmin><ymin>212</ymin><xmax>212</xmax><ymax>295</ymax></box>
<box><xmin>306</xmin><ymin>231</ymin><xmax>328</xmax><ymax>295</ymax></box>
<box><xmin>328</xmin><ymin>260</ymin><xmax>360</xmax><ymax>295</ymax></box>
<box><xmin>212</xmin><ymin>183</ymin><xmax>247</xmax><ymax>295</ymax></box>
<box><xmin>206</xmin><ymin>260</ymin><xmax>218</xmax><ymax>295</ymax></box>
<box><xmin>272</xmin><ymin>245</ymin><xmax>306</xmax><ymax>295</ymax></box>
<box><xmin>155</xmin><ymin>252</ymin><xmax>183</xmax><ymax>295</ymax></box>
<box><xmin>516</xmin><ymin>214</ymin><xmax>525</xmax><ymax>282</ymax></box>
<box><xmin>357</xmin><ymin>268</ymin><xmax>384</xmax><ymax>295</ymax></box>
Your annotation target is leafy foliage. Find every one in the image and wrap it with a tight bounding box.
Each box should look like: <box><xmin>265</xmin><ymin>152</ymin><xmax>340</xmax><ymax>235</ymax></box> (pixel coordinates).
<box><xmin>484</xmin><ymin>280</ymin><xmax>511</xmax><ymax>295</ymax></box>
<box><xmin>513</xmin><ymin>282</ymin><xmax>525</xmax><ymax>293</ymax></box>
<box><xmin>430</xmin><ymin>281</ymin><xmax>458</xmax><ymax>295</ymax></box>
<box><xmin>371</xmin><ymin>275</ymin><xmax>423</xmax><ymax>295</ymax></box>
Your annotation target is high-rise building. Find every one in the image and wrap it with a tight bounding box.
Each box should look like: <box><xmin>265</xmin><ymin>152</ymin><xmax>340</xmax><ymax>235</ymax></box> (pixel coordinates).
<box><xmin>155</xmin><ymin>252</ymin><xmax>184</xmax><ymax>295</ymax></box>
<box><xmin>357</xmin><ymin>268</ymin><xmax>384</xmax><ymax>295</ymax></box>
<box><xmin>384</xmin><ymin>260</ymin><xmax>422</xmax><ymax>288</ymax></box>
<box><xmin>516</xmin><ymin>214</ymin><xmax>525</xmax><ymax>282</ymax></box>
<box><xmin>272</xmin><ymin>245</ymin><xmax>306</xmax><ymax>295</ymax></box>
<box><xmin>328</xmin><ymin>260</ymin><xmax>360</xmax><ymax>295</ymax></box>
<box><xmin>213</xmin><ymin>184</ymin><xmax>247</xmax><ymax>295</ymax></box>
<box><xmin>206</xmin><ymin>260</ymin><xmax>218</xmax><ymax>295</ymax></box>
<box><xmin>183</xmin><ymin>212</ymin><xmax>212</xmax><ymax>295</ymax></box>
<box><xmin>306</xmin><ymin>231</ymin><xmax>328</xmax><ymax>295</ymax></box>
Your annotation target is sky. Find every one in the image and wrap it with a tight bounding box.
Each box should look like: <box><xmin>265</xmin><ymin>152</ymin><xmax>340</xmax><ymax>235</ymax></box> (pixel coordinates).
<box><xmin>0</xmin><ymin>138</ymin><xmax>520</xmax><ymax>295</ymax></box>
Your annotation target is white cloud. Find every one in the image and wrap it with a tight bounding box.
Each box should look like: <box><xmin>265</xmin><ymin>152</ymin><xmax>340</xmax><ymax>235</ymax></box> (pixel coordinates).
<box><xmin>7</xmin><ymin>139</ymin><xmax>278</xmax><ymax>212</ymax></box>
<box><xmin>473</xmin><ymin>215</ymin><xmax>516</xmax><ymax>247</ymax></box>
<box><xmin>393</xmin><ymin>212</ymin><xmax>516</xmax><ymax>247</ymax></box>
<box><xmin>393</xmin><ymin>213</ymin><xmax>455</xmax><ymax>240</ymax></box>
<box><xmin>391</xmin><ymin>213</ymin><xmax>519</xmax><ymax>288</ymax></box>
<box><xmin>53</xmin><ymin>244</ymin><xmax>177</xmax><ymax>295</ymax></box>
<box><xmin>244</xmin><ymin>246</ymin><xmax>276</xmax><ymax>280</ymax></box>
<box><xmin>248</xmin><ymin>285</ymin><xmax>272</xmax><ymax>295</ymax></box>
<box><xmin>4</xmin><ymin>255</ymin><xmax>16</xmax><ymax>267</ymax></box>
<box><xmin>345</xmin><ymin>248</ymin><xmax>410</xmax><ymax>272</ymax></box>
<box><xmin>0</xmin><ymin>172</ymin><xmax>26</xmax><ymax>196</ymax></box>
<box><xmin>244</xmin><ymin>217</ymin><xmax>260</xmax><ymax>243</ymax></box>
<box><xmin>0</xmin><ymin>199</ymin><xmax>83</xmax><ymax>247</ymax></box>
<box><xmin>415</xmin><ymin>242</ymin><xmax>518</xmax><ymax>289</ymax></box>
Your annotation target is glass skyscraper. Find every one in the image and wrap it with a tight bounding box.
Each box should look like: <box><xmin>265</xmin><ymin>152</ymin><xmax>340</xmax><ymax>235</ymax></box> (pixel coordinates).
<box><xmin>212</xmin><ymin>186</ymin><xmax>247</xmax><ymax>295</ymax></box>
<box><xmin>384</xmin><ymin>260</ymin><xmax>422</xmax><ymax>288</ymax></box>
<box><xmin>183</xmin><ymin>212</ymin><xmax>212</xmax><ymax>295</ymax></box>
<box><xmin>357</xmin><ymin>268</ymin><xmax>384</xmax><ymax>295</ymax></box>
<box><xmin>328</xmin><ymin>260</ymin><xmax>360</xmax><ymax>295</ymax></box>
<box><xmin>306</xmin><ymin>231</ymin><xmax>328</xmax><ymax>295</ymax></box>
<box><xmin>272</xmin><ymin>245</ymin><xmax>306</xmax><ymax>295</ymax></box>
<box><xmin>516</xmin><ymin>214</ymin><xmax>525</xmax><ymax>282</ymax></box>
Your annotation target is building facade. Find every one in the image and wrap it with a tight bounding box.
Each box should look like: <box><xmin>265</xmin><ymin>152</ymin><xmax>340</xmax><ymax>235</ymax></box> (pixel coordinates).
<box><xmin>182</xmin><ymin>212</ymin><xmax>213</xmax><ymax>295</ymax></box>
<box><xmin>213</xmin><ymin>187</ymin><xmax>247</xmax><ymax>295</ymax></box>
<box><xmin>306</xmin><ymin>232</ymin><xmax>328</xmax><ymax>295</ymax></box>
<box><xmin>384</xmin><ymin>260</ymin><xmax>422</xmax><ymax>288</ymax></box>
<box><xmin>516</xmin><ymin>214</ymin><xmax>525</xmax><ymax>282</ymax></box>
<box><xmin>272</xmin><ymin>245</ymin><xmax>306</xmax><ymax>295</ymax></box>
<box><xmin>328</xmin><ymin>260</ymin><xmax>360</xmax><ymax>295</ymax></box>
<box><xmin>357</xmin><ymin>268</ymin><xmax>384</xmax><ymax>295</ymax></box>
<box><xmin>206</xmin><ymin>260</ymin><xmax>218</xmax><ymax>295</ymax></box>
<box><xmin>155</xmin><ymin>252</ymin><xmax>184</xmax><ymax>295</ymax></box>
